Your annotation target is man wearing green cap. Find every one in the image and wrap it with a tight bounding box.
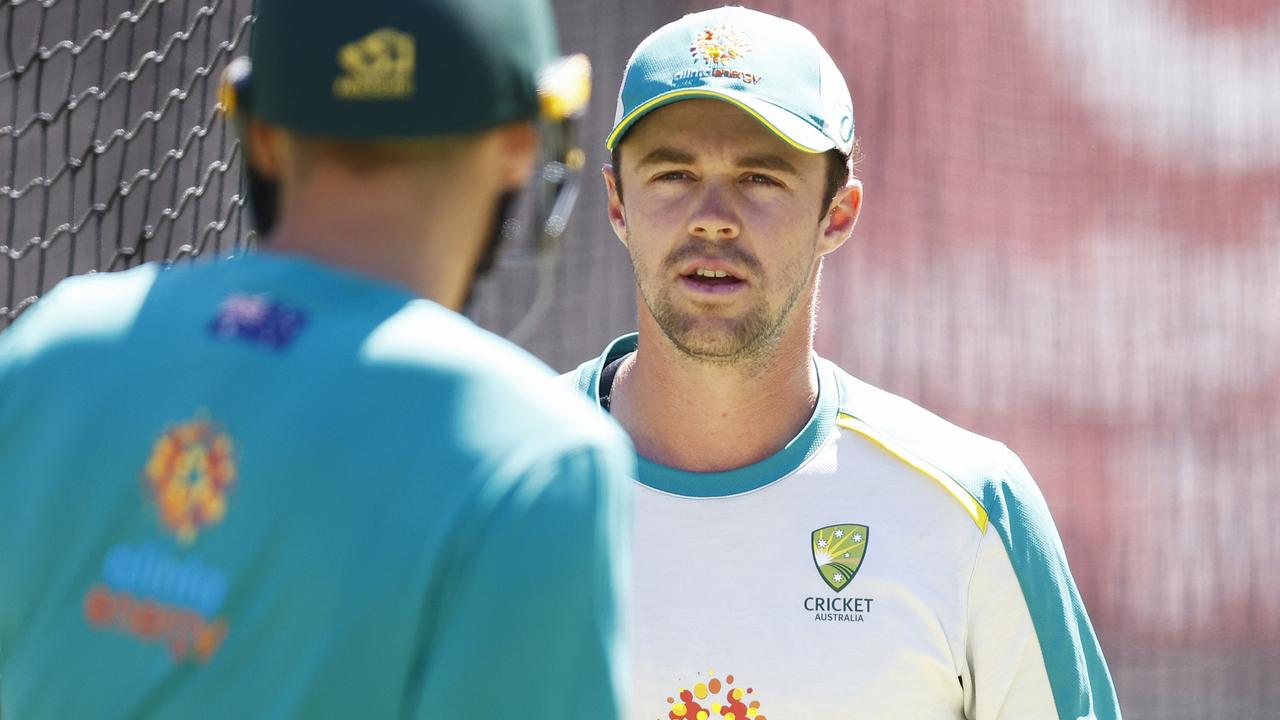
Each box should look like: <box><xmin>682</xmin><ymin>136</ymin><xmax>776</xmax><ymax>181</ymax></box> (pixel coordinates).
<box><xmin>563</xmin><ymin>6</ymin><xmax>1120</xmax><ymax>719</ymax></box>
<box><xmin>0</xmin><ymin>1</ymin><xmax>630</xmax><ymax>717</ymax></box>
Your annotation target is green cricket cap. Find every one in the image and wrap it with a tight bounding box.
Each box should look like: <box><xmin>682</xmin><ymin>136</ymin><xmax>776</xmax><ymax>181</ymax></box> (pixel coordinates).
<box><xmin>248</xmin><ymin>0</ymin><xmax>560</xmax><ymax>139</ymax></box>
<box><xmin>607</xmin><ymin>6</ymin><xmax>855</xmax><ymax>155</ymax></box>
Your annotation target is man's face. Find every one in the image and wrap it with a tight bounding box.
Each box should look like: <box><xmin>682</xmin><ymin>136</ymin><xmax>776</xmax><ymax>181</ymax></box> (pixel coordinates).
<box><xmin>606</xmin><ymin>99</ymin><xmax>855</xmax><ymax>363</ymax></box>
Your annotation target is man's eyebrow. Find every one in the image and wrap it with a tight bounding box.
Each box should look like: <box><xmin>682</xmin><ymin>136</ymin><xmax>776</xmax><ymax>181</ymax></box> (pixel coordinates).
<box><xmin>735</xmin><ymin>154</ymin><xmax>800</xmax><ymax>174</ymax></box>
<box><xmin>634</xmin><ymin>146</ymin><xmax>697</xmax><ymax>168</ymax></box>
<box><xmin>632</xmin><ymin>147</ymin><xmax>800</xmax><ymax>175</ymax></box>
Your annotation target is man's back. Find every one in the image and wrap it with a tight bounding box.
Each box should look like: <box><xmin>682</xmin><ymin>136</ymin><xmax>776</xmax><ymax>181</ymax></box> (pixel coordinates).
<box><xmin>0</xmin><ymin>254</ymin><xmax>631</xmax><ymax>718</ymax></box>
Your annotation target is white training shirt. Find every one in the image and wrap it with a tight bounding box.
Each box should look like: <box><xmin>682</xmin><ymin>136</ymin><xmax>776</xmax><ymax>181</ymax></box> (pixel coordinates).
<box><xmin>564</xmin><ymin>334</ymin><xmax>1120</xmax><ymax>720</ymax></box>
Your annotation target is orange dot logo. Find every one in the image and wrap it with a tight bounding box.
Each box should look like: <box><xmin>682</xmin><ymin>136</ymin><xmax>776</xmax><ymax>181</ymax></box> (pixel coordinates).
<box><xmin>143</xmin><ymin>413</ymin><xmax>236</xmax><ymax>544</ymax></box>
<box><xmin>664</xmin><ymin>671</ymin><xmax>765</xmax><ymax>720</ymax></box>
<box><xmin>690</xmin><ymin>25</ymin><xmax>750</xmax><ymax>66</ymax></box>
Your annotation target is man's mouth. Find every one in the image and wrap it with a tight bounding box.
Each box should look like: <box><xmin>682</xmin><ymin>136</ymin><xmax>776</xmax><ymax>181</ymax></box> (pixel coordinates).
<box><xmin>680</xmin><ymin>266</ymin><xmax>747</xmax><ymax>294</ymax></box>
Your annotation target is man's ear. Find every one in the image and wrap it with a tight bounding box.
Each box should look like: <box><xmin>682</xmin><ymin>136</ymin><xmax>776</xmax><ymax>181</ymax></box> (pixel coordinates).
<box><xmin>602</xmin><ymin>163</ymin><xmax>627</xmax><ymax>245</ymax></box>
<box><xmin>496</xmin><ymin>121</ymin><xmax>539</xmax><ymax>189</ymax></box>
<box><xmin>246</xmin><ymin>119</ymin><xmax>286</xmax><ymax>180</ymax></box>
<box><xmin>818</xmin><ymin>179</ymin><xmax>863</xmax><ymax>257</ymax></box>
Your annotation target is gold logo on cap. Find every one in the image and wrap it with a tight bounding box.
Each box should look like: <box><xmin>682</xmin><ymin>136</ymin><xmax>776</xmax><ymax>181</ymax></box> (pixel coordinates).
<box><xmin>333</xmin><ymin>28</ymin><xmax>415</xmax><ymax>100</ymax></box>
<box><xmin>690</xmin><ymin>24</ymin><xmax>750</xmax><ymax>65</ymax></box>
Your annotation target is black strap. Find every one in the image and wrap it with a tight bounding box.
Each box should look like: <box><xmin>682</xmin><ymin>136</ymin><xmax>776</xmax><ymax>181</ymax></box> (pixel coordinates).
<box><xmin>597</xmin><ymin>355</ymin><xmax>628</xmax><ymax>412</ymax></box>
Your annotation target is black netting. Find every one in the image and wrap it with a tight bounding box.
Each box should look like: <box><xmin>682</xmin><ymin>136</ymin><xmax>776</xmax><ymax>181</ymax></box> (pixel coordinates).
<box><xmin>1</xmin><ymin>0</ymin><xmax>255</xmax><ymax>324</ymax></box>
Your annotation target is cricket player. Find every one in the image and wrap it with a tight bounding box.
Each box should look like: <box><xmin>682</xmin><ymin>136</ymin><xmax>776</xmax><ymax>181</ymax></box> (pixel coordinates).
<box><xmin>563</xmin><ymin>7</ymin><xmax>1120</xmax><ymax>719</ymax></box>
<box><xmin>0</xmin><ymin>0</ymin><xmax>631</xmax><ymax>717</ymax></box>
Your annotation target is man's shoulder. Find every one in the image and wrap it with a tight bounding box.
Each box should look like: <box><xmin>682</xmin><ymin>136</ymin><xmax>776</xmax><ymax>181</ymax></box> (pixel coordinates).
<box><xmin>0</xmin><ymin>264</ymin><xmax>161</xmax><ymax>364</ymax></box>
<box><xmin>823</xmin><ymin>359</ymin><xmax>1042</xmax><ymax>534</ymax></box>
<box><xmin>362</xmin><ymin>300</ymin><xmax>552</xmax><ymax>393</ymax></box>
<box><xmin>828</xmin><ymin>362</ymin><xmax>1009</xmax><ymax>470</ymax></box>
<box><xmin>371</xmin><ymin>306</ymin><xmax>629</xmax><ymax>453</ymax></box>
<box><xmin>821</xmin><ymin>364</ymin><xmax>1116</xmax><ymax>717</ymax></box>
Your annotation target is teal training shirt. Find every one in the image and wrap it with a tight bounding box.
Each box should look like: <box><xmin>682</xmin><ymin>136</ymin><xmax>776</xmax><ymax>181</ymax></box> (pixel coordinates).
<box><xmin>0</xmin><ymin>254</ymin><xmax>633</xmax><ymax>719</ymax></box>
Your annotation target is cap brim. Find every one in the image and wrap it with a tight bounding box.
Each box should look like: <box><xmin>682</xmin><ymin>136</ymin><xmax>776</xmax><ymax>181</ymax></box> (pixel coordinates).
<box><xmin>605</xmin><ymin>87</ymin><xmax>836</xmax><ymax>153</ymax></box>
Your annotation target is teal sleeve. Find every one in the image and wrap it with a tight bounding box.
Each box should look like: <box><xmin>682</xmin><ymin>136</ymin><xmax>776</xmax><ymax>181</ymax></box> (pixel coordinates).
<box><xmin>983</xmin><ymin>449</ymin><xmax>1122</xmax><ymax>720</ymax></box>
<box><xmin>410</xmin><ymin>441</ymin><xmax>633</xmax><ymax>719</ymax></box>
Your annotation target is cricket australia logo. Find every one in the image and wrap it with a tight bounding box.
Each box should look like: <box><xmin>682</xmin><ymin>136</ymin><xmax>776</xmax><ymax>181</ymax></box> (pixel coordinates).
<box><xmin>811</xmin><ymin>524</ymin><xmax>868</xmax><ymax>592</ymax></box>
<box><xmin>333</xmin><ymin>28</ymin><xmax>415</xmax><ymax>100</ymax></box>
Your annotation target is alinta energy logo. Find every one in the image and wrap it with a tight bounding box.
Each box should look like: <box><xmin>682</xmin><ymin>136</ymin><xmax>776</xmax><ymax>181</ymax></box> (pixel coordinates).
<box><xmin>806</xmin><ymin>523</ymin><xmax>875</xmax><ymax>623</ymax></box>
<box><xmin>674</xmin><ymin>24</ymin><xmax>763</xmax><ymax>86</ymax></box>
<box><xmin>663</xmin><ymin>670</ymin><xmax>766</xmax><ymax>720</ymax></box>
<box><xmin>333</xmin><ymin>27</ymin><xmax>415</xmax><ymax>100</ymax></box>
<box><xmin>81</xmin><ymin>412</ymin><xmax>236</xmax><ymax>664</ymax></box>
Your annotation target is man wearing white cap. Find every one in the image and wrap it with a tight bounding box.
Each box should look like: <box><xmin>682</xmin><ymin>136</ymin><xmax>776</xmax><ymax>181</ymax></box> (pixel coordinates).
<box><xmin>564</xmin><ymin>6</ymin><xmax>1120</xmax><ymax>719</ymax></box>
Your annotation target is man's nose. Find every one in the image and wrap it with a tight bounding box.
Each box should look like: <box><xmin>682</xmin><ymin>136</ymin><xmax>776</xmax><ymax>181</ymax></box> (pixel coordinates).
<box><xmin>688</xmin><ymin>185</ymin><xmax>741</xmax><ymax>241</ymax></box>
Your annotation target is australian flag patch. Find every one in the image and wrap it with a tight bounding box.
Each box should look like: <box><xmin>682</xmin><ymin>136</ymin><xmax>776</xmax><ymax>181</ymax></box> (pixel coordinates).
<box><xmin>208</xmin><ymin>293</ymin><xmax>307</xmax><ymax>351</ymax></box>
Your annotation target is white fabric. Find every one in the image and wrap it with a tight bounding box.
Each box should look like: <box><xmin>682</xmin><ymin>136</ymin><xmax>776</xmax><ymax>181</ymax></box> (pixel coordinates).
<box><xmin>626</xmin><ymin>427</ymin><xmax>1058</xmax><ymax>719</ymax></box>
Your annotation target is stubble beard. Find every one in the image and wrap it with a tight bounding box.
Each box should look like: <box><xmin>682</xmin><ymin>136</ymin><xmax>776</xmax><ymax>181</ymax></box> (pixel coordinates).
<box><xmin>629</xmin><ymin>233</ymin><xmax>815</xmax><ymax>366</ymax></box>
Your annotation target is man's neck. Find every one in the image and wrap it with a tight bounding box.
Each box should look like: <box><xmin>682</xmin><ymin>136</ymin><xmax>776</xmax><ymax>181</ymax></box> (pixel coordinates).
<box><xmin>265</xmin><ymin>156</ymin><xmax>499</xmax><ymax>311</ymax></box>
<box><xmin>609</xmin><ymin>312</ymin><xmax>819</xmax><ymax>473</ymax></box>
<box><xmin>270</xmin><ymin>209</ymin><xmax>470</xmax><ymax>310</ymax></box>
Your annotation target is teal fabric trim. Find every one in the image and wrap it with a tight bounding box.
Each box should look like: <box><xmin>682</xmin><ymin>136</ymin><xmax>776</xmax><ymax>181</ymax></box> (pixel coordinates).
<box><xmin>568</xmin><ymin>333</ymin><xmax>638</xmax><ymax>403</ymax></box>
<box><xmin>977</xmin><ymin>453</ymin><xmax>1122</xmax><ymax>720</ymax></box>
<box><xmin>563</xmin><ymin>333</ymin><xmax>838</xmax><ymax>498</ymax></box>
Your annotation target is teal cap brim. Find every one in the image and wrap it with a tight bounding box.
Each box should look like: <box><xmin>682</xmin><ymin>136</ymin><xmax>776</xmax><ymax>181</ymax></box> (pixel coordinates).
<box><xmin>606</xmin><ymin>87</ymin><xmax>836</xmax><ymax>154</ymax></box>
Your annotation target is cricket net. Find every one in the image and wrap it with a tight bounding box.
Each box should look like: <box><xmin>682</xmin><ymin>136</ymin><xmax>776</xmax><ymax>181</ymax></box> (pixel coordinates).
<box><xmin>1</xmin><ymin>0</ymin><xmax>255</xmax><ymax>325</ymax></box>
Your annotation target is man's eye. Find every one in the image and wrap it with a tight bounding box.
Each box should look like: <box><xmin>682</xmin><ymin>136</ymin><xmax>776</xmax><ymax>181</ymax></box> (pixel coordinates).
<box><xmin>655</xmin><ymin>171</ymin><xmax>691</xmax><ymax>181</ymax></box>
<box><xmin>744</xmin><ymin>173</ymin><xmax>781</xmax><ymax>186</ymax></box>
